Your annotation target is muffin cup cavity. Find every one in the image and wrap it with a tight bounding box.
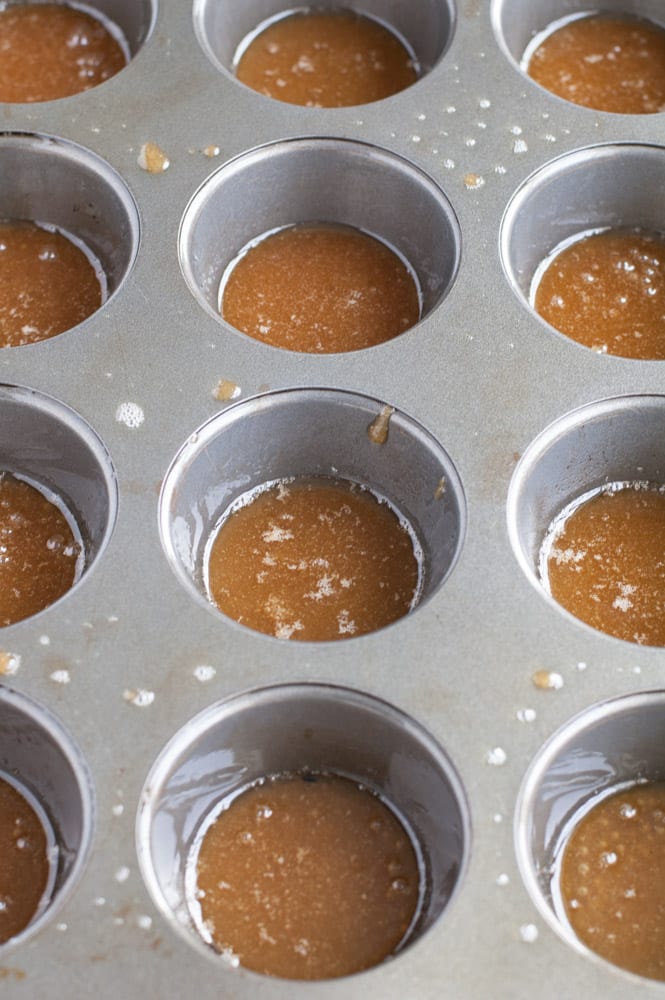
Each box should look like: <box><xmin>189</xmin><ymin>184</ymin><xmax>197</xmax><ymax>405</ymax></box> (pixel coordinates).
<box><xmin>0</xmin><ymin>384</ymin><xmax>117</xmax><ymax>618</ymax></box>
<box><xmin>137</xmin><ymin>683</ymin><xmax>470</xmax><ymax>968</ymax></box>
<box><xmin>179</xmin><ymin>137</ymin><xmax>460</xmax><ymax>348</ymax></box>
<box><xmin>0</xmin><ymin>686</ymin><xmax>94</xmax><ymax>949</ymax></box>
<box><xmin>0</xmin><ymin>132</ymin><xmax>139</xmax><ymax>312</ymax></box>
<box><xmin>159</xmin><ymin>387</ymin><xmax>465</xmax><ymax>635</ymax></box>
<box><xmin>193</xmin><ymin>0</ymin><xmax>455</xmax><ymax>91</ymax></box>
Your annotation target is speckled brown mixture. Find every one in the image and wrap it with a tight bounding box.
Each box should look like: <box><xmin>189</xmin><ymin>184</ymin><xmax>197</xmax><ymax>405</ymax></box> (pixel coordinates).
<box><xmin>0</xmin><ymin>2</ymin><xmax>126</xmax><ymax>102</ymax></box>
<box><xmin>0</xmin><ymin>473</ymin><xmax>81</xmax><ymax>626</ymax></box>
<box><xmin>533</xmin><ymin>230</ymin><xmax>665</xmax><ymax>359</ymax></box>
<box><xmin>526</xmin><ymin>14</ymin><xmax>665</xmax><ymax>113</ymax></box>
<box><xmin>235</xmin><ymin>9</ymin><xmax>417</xmax><ymax>107</ymax></box>
<box><xmin>206</xmin><ymin>478</ymin><xmax>420</xmax><ymax>641</ymax></box>
<box><xmin>543</xmin><ymin>484</ymin><xmax>665</xmax><ymax>645</ymax></box>
<box><xmin>560</xmin><ymin>782</ymin><xmax>665</xmax><ymax>980</ymax></box>
<box><xmin>221</xmin><ymin>223</ymin><xmax>420</xmax><ymax>354</ymax></box>
<box><xmin>0</xmin><ymin>777</ymin><xmax>49</xmax><ymax>943</ymax></box>
<box><xmin>194</xmin><ymin>773</ymin><xmax>420</xmax><ymax>980</ymax></box>
<box><xmin>0</xmin><ymin>221</ymin><xmax>103</xmax><ymax>348</ymax></box>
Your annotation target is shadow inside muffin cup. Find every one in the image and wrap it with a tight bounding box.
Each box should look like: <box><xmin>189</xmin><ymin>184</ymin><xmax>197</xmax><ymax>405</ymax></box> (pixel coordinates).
<box><xmin>0</xmin><ymin>686</ymin><xmax>94</xmax><ymax>949</ymax></box>
<box><xmin>137</xmin><ymin>683</ymin><xmax>470</xmax><ymax>975</ymax></box>
<box><xmin>159</xmin><ymin>387</ymin><xmax>465</xmax><ymax>639</ymax></box>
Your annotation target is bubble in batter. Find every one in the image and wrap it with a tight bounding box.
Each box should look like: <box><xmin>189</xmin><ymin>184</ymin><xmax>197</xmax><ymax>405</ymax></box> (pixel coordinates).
<box><xmin>0</xmin><ymin>2</ymin><xmax>127</xmax><ymax>103</ymax></box>
<box><xmin>532</xmin><ymin>229</ymin><xmax>665</xmax><ymax>359</ymax></box>
<box><xmin>234</xmin><ymin>8</ymin><xmax>418</xmax><ymax>107</ymax></box>
<box><xmin>0</xmin><ymin>775</ymin><xmax>53</xmax><ymax>943</ymax></box>
<box><xmin>220</xmin><ymin>223</ymin><xmax>421</xmax><ymax>354</ymax></box>
<box><xmin>0</xmin><ymin>473</ymin><xmax>83</xmax><ymax>626</ymax></box>
<box><xmin>190</xmin><ymin>772</ymin><xmax>422</xmax><ymax>980</ymax></box>
<box><xmin>540</xmin><ymin>482</ymin><xmax>665</xmax><ymax>645</ymax></box>
<box><xmin>524</xmin><ymin>13</ymin><xmax>665</xmax><ymax>114</ymax></box>
<box><xmin>557</xmin><ymin>782</ymin><xmax>665</xmax><ymax>980</ymax></box>
<box><xmin>205</xmin><ymin>477</ymin><xmax>422</xmax><ymax>641</ymax></box>
<box><xmin>0</xmin><ymin>221</ymin><xmax>104</xmax><ymax>348</ymax></box>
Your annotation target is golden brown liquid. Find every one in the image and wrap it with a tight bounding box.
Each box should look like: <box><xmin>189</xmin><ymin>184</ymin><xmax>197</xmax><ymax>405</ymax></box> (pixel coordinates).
<box><xmin>526</xmin><ymin>14</ymin><xmax>665</xmax><ymax>113</ymax></box>
<box><xmin>221</xmin><ymin>224</ymin><xmax>420</xmax><ymax>354</ymax></box>
<box><xmin>543</xmin><ymin>484</ymin><xmax>665</xmax><ymax>645</ymax></box>
<box><xmin>235</xmin><ymin>9</ymin><xmax>417</xmax><ymax>107</ymax></box>
<box><xmin>0</xmin><ymin>473</ymin><xmax>81</xmax><ymax>626</ymax></box>
<box><xmin>533</xmin><ymin>230</ymin><xmax>665</xmax><ymax>359</ymax></box>
<box><xmin>0</xmin><ymin>3</ymin><xmax>126</xmax><ymax>102</ymax></box>
<box><xmin>0</xmin><ymin>221</ymin><xmax>103</xmax><ymax>348</ymax></box>
<box><xmin>0</xmin><ymin>776</ymin><xmax>50</xmax><ymax>943</ymax></box>
<box><xmin>194</xmin><ymin>773</ymin><xmax>420</xmax><ymax>980</ymax></box>
<box><xmin>560</xmin><ymin>782</ymin><xmax>665</xmax><ymax>981</ymax></box>
<box><xmin>206</xmin><ymin>478</ymin><xmax>420</xmax><ymax>641</ymax></box>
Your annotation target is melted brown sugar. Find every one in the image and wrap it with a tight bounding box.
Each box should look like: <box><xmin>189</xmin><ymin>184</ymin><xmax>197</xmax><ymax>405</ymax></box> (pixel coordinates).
<box><xmin>206</xmin><ymin>478</ymin><xmax>420</xmax><ymax>641</ymax></box>
<box><xmin>0</xmin><ymin>2</ymin><xmax>126</xmax><ymax>103</ymax></box>
<box><xmin>543</xmin><ymin>483</ymin><xmax>665</xmax><ymax>645</ymax></box>
<box><xmin>193</xmin><ymin>773</ymin><xmax>420</xmax><ymax>980</ymax></box>
<box><xmin>525</xmin><ymin>14</ymin><xmax>665</xmax><ymax>114</ymax></box>
<box><xmin>533</xmin><ymin>230</ymin><xmax>665</xmax><ymax>359</ymax></box>
<box><xmin>0</xmin><ymin>221</ymin><xmax>103</xmax><ymax>348</ymax></box>
<box><xmin>0</xmin><ymin>473</ymin><xmax>82</xmax><ymax>626</ymax></box>
<box><xmin>0</xmin><ymin>776</ymin><xmax>50</xmax><ymax>943</ymax></box>
<box><xmin>559</xmin><ymin>782</ymin><xmax>665</xmax><ymax>981</ymax></box>
<box><xmin>235</xmin><ymin>9</ymin><xmax>417</xmax><ymax>107</ymax></box>
<box><xmin>221</xmin><ymin>223</ymin><xmax>420</xmax><ymax>354</ymax></box>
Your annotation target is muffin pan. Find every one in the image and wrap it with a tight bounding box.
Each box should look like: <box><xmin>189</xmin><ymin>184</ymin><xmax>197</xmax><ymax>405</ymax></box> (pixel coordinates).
<box><xmin>2</xmin><ymin>0</ymin><xmax>665</xmax><ymax>996</ymax></box>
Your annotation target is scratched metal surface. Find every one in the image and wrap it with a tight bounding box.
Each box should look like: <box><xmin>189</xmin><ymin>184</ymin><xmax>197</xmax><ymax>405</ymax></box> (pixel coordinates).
<box><xmin>1</xmin><ymin>0</ymin><xmax>665</xmax><ymax>996</ymax></box>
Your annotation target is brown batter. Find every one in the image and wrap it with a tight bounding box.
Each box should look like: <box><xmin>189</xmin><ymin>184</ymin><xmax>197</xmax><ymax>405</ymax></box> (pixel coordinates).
<box><xmin>220</xmin><ymin>223</ymin><xmax>420</xmax><ymax>354</ymax></box>
<box><xmin>0</xmin><ymin>221</ymin><xmax>103</xmax><ymax>348</ymax></box>
<box><xmin>559</xmin><ymin>782</ymin><xmax>665</xmax><ymax>980</ymax></box>
<box><xmin>206</xmin><ymin>478</ymin><xmax>421</xmax><ymax>641</ymax></box>
<box><xmin>542</xmin><ymin>483</ymin><xmax>665</xmax><ymax>645</ymax></box>
<box><xmin>533</xmin><ymin>230</ymin><xmax>665</xmax><ymax>359</ymax></box>
<box><xmin>525</xmin><ymin>13</ymin><xmax>665</xmax><ymax>114</ymax></box>
<box><xmin>0</xmin><ymin>2</ymin><xmax>127</xmax><ymax>103</ymax></box>
<box><xmin>0</xmin><ymin>776</ymin><xmax>50</xmax><ymax>943</ymax></box>
<box><xmin>193</xmin><ymin>772</ymin><xmax>421</xmax><ymax>980</ymax></box>
<box><xmin>235</xmin><ymin>9</ymin><xmax>417</xmax><ymax>107</ymax></box>
<box><xmin>0</xmin><ymin>473</ymin><xmax>82</xmax><ymax>626</ymax></box>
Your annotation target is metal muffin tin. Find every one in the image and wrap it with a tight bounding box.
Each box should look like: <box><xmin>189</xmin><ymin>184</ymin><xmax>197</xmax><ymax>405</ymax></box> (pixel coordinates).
<box><xmin>2</xmin><ymin>0</ymin><xmax>665</xmax><ymax>996</ymax></box>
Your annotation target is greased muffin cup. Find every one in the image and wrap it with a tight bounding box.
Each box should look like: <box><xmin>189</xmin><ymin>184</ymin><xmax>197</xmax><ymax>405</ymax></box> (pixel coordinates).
<box><xmin>2</xmin><ymin>1</ymin><xmax>665</xmax><ymax>997</ymax></box>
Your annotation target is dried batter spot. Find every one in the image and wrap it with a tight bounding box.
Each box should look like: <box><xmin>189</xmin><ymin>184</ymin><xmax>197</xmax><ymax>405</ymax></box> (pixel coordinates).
<box><xmin>191</xmin><ymin>773</ymin><xmax>421</xmax><ymax>979</ymax></box>
<box><xmin>533</xmin><ymin>230</ymin><xmax>665</xmax><ymax>359</ymax></box>
<box><xmin>559</xmin><ymin>783</ymin><xmax>665</xmax><ymax>980</ymax></box>
<box><xmin>235</xmin><ymin>9</ymin><xmax>418</xmax><ymax>108</ymax></box>
<box><xmin>0</xmin><ymin>652</ymin><xmax>20</xmax><ymax>677</ymax></box>
<box><xmin>541</xmin><ymin>483</ymin><xmax>665</xmax><ymax>644</ymax></box>
<box><xmin>213</xmin><ymin>379</ymin><xmax>241</xmax><ymax>402</ymax></box>
<box><xmin>531</xmin><ymin>669</ymin><xmax>564</xmax><ymax>690</ymax></box>
<box><xmin>367</xmin><ymin>405</ymin><xmax>394</xmax><ymax>445</ymax></box>
<box><xmin>206</xmin><ymin>478</ymin><xmax>421</xmax><ymax>641</ymax></box>
<box><xmin>463</xmin><ymin>172</ymin><xmax>485</xmax><ymax>190</ymax></box>
<box><xmin>123</xmin><ymin>688</ymin><xmax>155</xmax><ymax>707</ymax></box>
<box><xmin>138</xmin><ymin>142</ymin><xmax>170</xmax><ymax>174</ymax></box>
<box><xmin>221</xmin><ymin>224</ymin><xmax>420</xmax><ymax>354</ymax></box>
<box><xmin>203</xmin><ymin>145</ymin><xmax>220</xmax><ymax>158</ymax></box>
<box><xmin>0</xmin><ymin>3</ymin><xmax>127</xmax><ymax>103</ymax></box>
<box><xmin>525</xmin><ymin>13</ymin><xmax>665</xmax><ymax>114</ymax></box>
<box><xmin>435</xmin><ymin>477</ymin><xmax>447</xmax><ymax>500</ymax></box>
